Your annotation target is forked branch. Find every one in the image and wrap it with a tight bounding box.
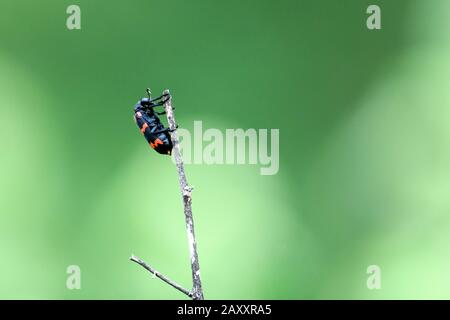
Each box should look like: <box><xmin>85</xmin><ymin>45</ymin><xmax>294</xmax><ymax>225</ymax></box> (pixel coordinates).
<box><xmin>130</xmin><ymin>255</ymin><xmax>192</xmax><ymax>298</ymax></box>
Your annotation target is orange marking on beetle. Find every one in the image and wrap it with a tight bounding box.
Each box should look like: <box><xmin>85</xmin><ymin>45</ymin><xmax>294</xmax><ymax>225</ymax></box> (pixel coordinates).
<box><xmin>150</xmin><ymin>138</ymin><xmax>164</xmax><ymax>149</ymax></box>
<box><xmin>140</xmin><ymin>122</ymin><xmax>148</xmax><ymax>133</ymax></box>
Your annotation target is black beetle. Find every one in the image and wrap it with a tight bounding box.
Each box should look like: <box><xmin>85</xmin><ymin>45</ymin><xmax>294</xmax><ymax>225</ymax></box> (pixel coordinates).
<box><xmin>133</xmin><ymin>89</ymin><xmax>174</xmax><ymax>155</ymax></box>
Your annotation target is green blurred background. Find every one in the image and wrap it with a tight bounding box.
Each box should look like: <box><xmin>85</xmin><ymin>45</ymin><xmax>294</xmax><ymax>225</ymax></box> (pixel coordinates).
<box><xmin>1</xmin><ymin>0</ymin><xmax>450</xmax><ymax>299</ymax></box>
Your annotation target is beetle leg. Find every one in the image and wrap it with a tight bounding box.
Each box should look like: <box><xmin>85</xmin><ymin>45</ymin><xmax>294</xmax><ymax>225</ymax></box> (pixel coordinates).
<box><xmin>150</xmin><ymin>101</ymin><xmax>165</xmax><ymax>107</ymax></box>
<box><xmin>151</xmin><ymin>93</ymin><xmax>171</xmax><ymax>103</ymax></box>
<box><xmin>143</xmin><ymin>101</ymin><xmax>165</xmax><ymax>110</ymax></box>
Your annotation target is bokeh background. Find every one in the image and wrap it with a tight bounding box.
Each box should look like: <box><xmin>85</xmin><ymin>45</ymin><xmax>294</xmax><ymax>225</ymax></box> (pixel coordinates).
<box><xmin>1</xmin><ymin>0</ymin><xmax>450</xmax><ymax>299</ymax></box>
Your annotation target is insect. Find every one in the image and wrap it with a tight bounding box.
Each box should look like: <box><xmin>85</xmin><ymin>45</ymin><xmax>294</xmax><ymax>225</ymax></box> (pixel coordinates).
<box><xmin>133</xmin><ymin>88</ymin><xmax>175</xmax><ymax>155</ymax></box>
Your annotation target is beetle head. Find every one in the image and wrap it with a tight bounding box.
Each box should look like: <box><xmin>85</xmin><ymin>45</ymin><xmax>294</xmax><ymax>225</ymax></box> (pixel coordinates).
<box><xmin>140</xmin><ymin>97</ymin><xmax>151</xmax><ymax>106</ymax></box>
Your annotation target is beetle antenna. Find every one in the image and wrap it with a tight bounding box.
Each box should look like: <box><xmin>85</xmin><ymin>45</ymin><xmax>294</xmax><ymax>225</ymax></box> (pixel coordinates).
<box><xmin>146</xmin><ymin>88</ymin><xmax>152</xmax><ymax>100</ymax></box>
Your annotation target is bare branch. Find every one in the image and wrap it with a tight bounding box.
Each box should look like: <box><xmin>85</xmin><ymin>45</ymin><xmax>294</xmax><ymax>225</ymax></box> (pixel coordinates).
<box><xmin>163</xmin><ymin>89</ymin><xmax>205</xmax><ymax>300</ymax></box>
<box><xmin>130</xmin><ymin>254</ymin><xmax>192</xmax><ymax>298</ymax></box>
<box><xmin>129</xmin><ymin>89</ymin><xmax>205</xmax><ymax>300</ymax></box>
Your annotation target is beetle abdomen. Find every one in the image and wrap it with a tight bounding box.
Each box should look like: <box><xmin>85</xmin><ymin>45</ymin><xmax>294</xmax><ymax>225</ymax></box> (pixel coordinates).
<box><xmin>134</xmin><ymin>110</ymin><xmax>173</xmax><ymax>155</ymax></box>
